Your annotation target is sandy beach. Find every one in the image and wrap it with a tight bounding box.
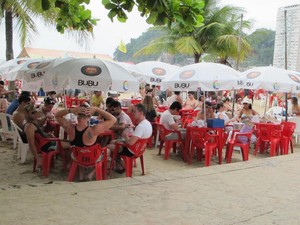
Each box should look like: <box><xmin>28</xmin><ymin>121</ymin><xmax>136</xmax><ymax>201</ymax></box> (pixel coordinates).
<box><xmin>0</xmin><ymin>97</ymin><xmax>293</xmax><ymax>186</ymax></box>
<box><xmin>1</xmin><ymin>98</ymin><xmax>300</xmax><ymax>225</ymax></box>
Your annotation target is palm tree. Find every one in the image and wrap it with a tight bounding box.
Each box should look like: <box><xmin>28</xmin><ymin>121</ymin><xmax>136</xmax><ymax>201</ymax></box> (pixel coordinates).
<box><xmin>0</xmin><ymin>0</ymin><xmax>43</xmax><ymax>60</ymax></box>
<box><xmin>133</xmin><ymin>0</ymin><xmax>251</xmax><ymax>65</ymax></box>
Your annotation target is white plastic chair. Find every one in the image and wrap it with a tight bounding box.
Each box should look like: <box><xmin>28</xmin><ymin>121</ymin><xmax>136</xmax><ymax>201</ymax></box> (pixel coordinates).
<box><xmin>259</xmin><ymin>93</ymin><xmax>266</xmax><ymax>107</ymax></box>
<box><xmin>0</xmin><ymin>113</ymin><xmax>17</xmax><ymax>149</ymax></box>
<box><xmin>10</xmin><ymin>120</ymin><xmax>30</xmax><ymax>163</ymax></box>
<box><xmin>289</xmin><ymin>117</ymin><xmax>300</xmax><ymax>143</ymax></box>
<box><xmin>266</xmin><ymin>106</ymin><xmax>285</xmax><ymax>116</ymax></box>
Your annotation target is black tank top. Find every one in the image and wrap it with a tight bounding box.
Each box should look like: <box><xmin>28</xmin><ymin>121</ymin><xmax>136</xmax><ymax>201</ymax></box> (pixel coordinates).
<box><xmin>70</xmin><ymin>126</ymin><xmax>96</xmax><ymax>147</ymax></box>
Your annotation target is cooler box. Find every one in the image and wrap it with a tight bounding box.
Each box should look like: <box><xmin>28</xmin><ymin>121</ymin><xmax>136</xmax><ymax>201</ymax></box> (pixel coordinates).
<box><xmin>207</xmin><ymin>119</ymin><xmax>224</xmax><ymax>128</ymax></box>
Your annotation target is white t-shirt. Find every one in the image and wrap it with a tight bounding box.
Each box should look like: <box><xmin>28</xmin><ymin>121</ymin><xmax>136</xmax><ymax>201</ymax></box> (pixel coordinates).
<box><xmin>160</xmin><ymin>110</ymin><xmax>176</xmax><ymax>130</ymax></box>
<box><xmin>133</xmin><ymin>119</ymin><xmax>152</xmax><ymax>138</ymax></box>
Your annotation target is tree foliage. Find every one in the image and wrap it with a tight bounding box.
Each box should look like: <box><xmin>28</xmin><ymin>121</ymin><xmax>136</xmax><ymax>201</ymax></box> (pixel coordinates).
<box><xmin>114</xmin><ymin>27</ymin><xmax>276</xmax><ymax>68</ymax></box>
<box><xmin>39</xmin><ymin>0</ymin><xmax>205</xmax><ymax>33</ymax></box>
<box><xmin>241</xmin><ymin>28</ymin><xmax>275</xmax><ymax>68</ymax></box>
<box><xmin>130</xmin><ymin>0</ymin><xmax>251</xmax><ymax>65</ymax></box>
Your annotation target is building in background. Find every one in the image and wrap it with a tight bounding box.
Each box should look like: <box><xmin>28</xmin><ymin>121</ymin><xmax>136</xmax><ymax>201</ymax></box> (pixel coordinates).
<box><xmin>273</xmin><ymin>4</ymin><xmax>300</xmax><ymax>71</ymax></box>
<box><xmin>17</xmin><ymin>47</ymin><xmax>113</xmax><ymax>61</ymax></box>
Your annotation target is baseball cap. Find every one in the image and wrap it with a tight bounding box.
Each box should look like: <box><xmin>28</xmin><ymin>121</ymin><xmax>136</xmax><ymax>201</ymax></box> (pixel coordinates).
<box><xmin>44</xmin><ymin>96</ymin><xmax>56</xmax><ymax>105</ymax></box>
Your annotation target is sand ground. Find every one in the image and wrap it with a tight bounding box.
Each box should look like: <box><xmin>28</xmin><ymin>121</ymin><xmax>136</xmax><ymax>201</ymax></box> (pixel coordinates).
<box><xmin>1</xmin><ymin>97</ymin><xmax>299</xmax><ymax>224</ymax></box>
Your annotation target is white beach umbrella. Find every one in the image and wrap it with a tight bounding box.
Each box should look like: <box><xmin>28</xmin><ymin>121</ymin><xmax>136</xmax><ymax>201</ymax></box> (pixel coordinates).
<box><xmin>23</xmin><ymin>58</ymin><xmax>139</xmax><ymax>92</ymax></box>
<box><xmin>163</xmin><ymin>62</ymin><xmax>241</xmax><ymax>91</ymax></box>
<box><xmin>116</xmin><ymin>62</ymin><xmax>145</xmax><ymax>83</ymax></box>
<box><xmin>4</xmin><ymin>58</ymin><xmax>45</xmax><ymax>81</ymax></box>
<box><xmin>0</xmin><ymin>58</ymin><xmax>31</xmax><ymax>79</ymax></box>
<box><xmin>135</xmin><ymin>61</ymin><xmax>180</xmax><ymax>85</ymax></box>
<box><xmin>240</xmin><ymin>66</ymin><xmax>300</xmax><ymax>93</ymax></box>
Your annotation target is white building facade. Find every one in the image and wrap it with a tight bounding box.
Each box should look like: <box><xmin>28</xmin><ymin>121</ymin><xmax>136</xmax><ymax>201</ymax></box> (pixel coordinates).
<box><xmin>273</xmin><ymin>4</ymin><xmax>300</xmax><ymax>71</ymax></box>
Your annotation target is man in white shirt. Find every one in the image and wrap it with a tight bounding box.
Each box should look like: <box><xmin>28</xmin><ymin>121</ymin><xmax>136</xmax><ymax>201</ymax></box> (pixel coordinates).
<box><xmin>160</xmin><ymin>101</ymin><xmax>186</xmax><ymax>140</ymax></box>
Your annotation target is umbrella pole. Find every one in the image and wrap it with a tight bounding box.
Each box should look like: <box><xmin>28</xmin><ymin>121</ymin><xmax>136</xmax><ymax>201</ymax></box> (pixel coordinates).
<box><xmin>285</xmin><ymin>93</ymin><xmax>288</xmax><ymax>121</ymax></box>
<box><xmin>63</xmin><ymin>88</ymin><xmax>67</xmax><ymax>109</ymax></box>
<box><xmin>231</xmin><ymin>90</ymin><xmax>236</xmax><ymax>118</ymax></box>
<box><xmin>264</xmin><ymin>92</ymin><xmax>268</xmax><ymax>116</ymax></box>
<box><xmin>204</xmin><ymin>91</ymin><xmax>206</xmax><ymax>122</ymax></box>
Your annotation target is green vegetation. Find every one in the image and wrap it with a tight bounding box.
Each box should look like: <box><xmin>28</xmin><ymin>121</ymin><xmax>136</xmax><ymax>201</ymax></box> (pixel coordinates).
<box><xmin>240</xmin><ymin>28</ymin><xmax>275</xmax><ymax>68</ymax></box>
<box><xmin>125</xmin><ymin>0</ymin><xmax>252</xmax><ymax>65</ymax></box>
<box><xmin>113</xmin><ymin>27</ymin><xmax>275</xmax><ymax>68</ymax></box>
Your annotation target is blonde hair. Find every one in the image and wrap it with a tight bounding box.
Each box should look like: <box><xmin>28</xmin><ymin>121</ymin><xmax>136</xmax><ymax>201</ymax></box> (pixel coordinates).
<box><xmin>142</xmin><ymin>95</ymin><xmax>155</xmax><ymax>112</ymax></box>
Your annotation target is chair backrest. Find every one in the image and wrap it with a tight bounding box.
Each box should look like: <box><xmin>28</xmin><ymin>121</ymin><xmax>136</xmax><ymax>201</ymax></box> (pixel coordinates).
<box><xmin>233</xmin><ymin>130</ymin><xmax>253</xmax><ymax>144</ymax></box>
<box><xmin>157</xmin><ymin>123</ymin><xmax>172</xmax><ymax>141</ymax></box>
<box><xmin>189</xmin><ymin>127</ymin><xmax>207</xmax><ymax>148</ymax></box>
<box><xmin>281</xmin><ymin>121</ymin><xmax>295</xmax><ymax>137</ymax></box>
<box><xmin>266</xmin><ymin>106</ymin><xmax>285</xmax><ymax>116</ymax></box>
<box><xmin>126</xmin><ymin>112</ymin><xmax>138</xmax><ymax>126</ymax></box>
<box><xmin>71</xmin><ymin>144</ymin><xmax>106</xmax><ymax>166</ymax></box>
<box><xmin>34</xmin><ymin>133</ymin><xmax>62</xmax><ymax>153</ymax></box>
<box><xmin>10</xmin><ymin>120</ymin><xmax>26</xmax><ymax>143</ymax></box>
<box><xmin>179</xmin><ymin>109</ymin><xmax>194</xmax><ymax>117</ymax></box>
<box><xmin>126</xmin><ymin>138</ymin><xmax>149</xmax><ymax>157</ymax></box>
<box><xmin>256</xmin><ymin>123</ymin><xmax>282</xmax><ymax>141</ymax></box>
<box><xmin>0</xmin><ymin>113</ymin><xmax>12</xmax><ymax>132</ymax></box>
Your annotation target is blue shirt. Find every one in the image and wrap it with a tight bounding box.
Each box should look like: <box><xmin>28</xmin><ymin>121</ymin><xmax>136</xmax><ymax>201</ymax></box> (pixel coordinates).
<box><xmin>6</xmin><ymin>99</ymin><xmax>19</xmax><ymax>115</ymax></box>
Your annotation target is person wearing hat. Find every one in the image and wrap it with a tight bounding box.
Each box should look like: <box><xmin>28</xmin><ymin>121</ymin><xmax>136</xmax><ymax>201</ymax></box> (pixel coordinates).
<box><xmin>37</xmin><ymin>97</ymin><xmax>56</xmax><ymax>128</ymax></box>
<box><xmin>237</xmin><ymin>97</ymin><xmax>259</xmax><ymax>123</ymax></box>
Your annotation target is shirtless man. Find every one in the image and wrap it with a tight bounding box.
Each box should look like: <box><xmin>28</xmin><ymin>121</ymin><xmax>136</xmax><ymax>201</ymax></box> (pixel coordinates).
<box><xmin>55</xmin><ymin>105</ymin><xmax>116</xmax><ymax>181</ymax></box>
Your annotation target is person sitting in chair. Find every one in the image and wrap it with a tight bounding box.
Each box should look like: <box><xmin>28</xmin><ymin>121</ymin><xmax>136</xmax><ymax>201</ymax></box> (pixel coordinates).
<box><xmin>23</xmin><ymin>104</ymin><xmax>70</xmax><ymax>168</ymax></box>
<box><xmin>160</xmin><ymin>101</ymin><xmax>186</xmax><ymax>140</ymax></box>
<box><xmin>55</xmin><ymin>104</ymin><xmax>116</xmax><ymax>181</ymax></box>
<box><xmin>107</xmin><ymin>103</ymin><xmax>152</xmax><ymax>173</ymax></box>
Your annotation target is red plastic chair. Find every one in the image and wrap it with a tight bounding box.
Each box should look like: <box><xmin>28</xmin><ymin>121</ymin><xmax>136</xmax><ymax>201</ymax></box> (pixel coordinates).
<box><xmin>157</xmin><ymin>105</ymin><xmax>168</xmax><ymax>112</ymax></box>
<box><xmin>280</xmin><ymin>121</ymin><xmax>295</xmax><ymax>154</ymax></box>
<box><xmin>126</xmin><ymin>112</ymin><xmax>138</xmax><ymax>126</ymax></box>
<box><xmin>33</xmin><ymin>133</ymin><xmax>66</xmax><ymax>177</ymax></box>
<box><xmin>203</xmin><ymin>131</ymin><xmax>220</xmax><ymax>166</ymax></box>
<box><xmin>67</xmin><ymin>144</ymin><xmax>107</xmax><ymax>181</ymax></box>
<box><xmin>179</xmin><ymin>109</ymin><xmax>194</xmax><ymax>117</ymax></box>
<box><xmin>147</xmin><ymin>121</ymin><xmax>158</xmax><ymax>148</ymax></box>
<box><xmin>130</xmin><ymin>99</ymin><xmax>142</xmax><ymax>105</ymax></box>
<box><xmin>225</xmin><ymin>130</ymin><xmax>253</xmax><ymax>163</ymax></box>
<box><xmin>254</xmin><ymin>123</ymin><xmax>282</xmax><ymax>157</ymax></box>
<box><xmin>157</xmin><ymin>124</ymin><xmax>184</xmax><ymax>160</ymax></box>
<box><xmin>109</xmin><ymin>138</ymin><xmax>150</xmax><ymax>177</ymax></box>
<box><xmin>189</xmin><ymin>127</ymin><xmax>207</xmax><ymax>164</ymax></box>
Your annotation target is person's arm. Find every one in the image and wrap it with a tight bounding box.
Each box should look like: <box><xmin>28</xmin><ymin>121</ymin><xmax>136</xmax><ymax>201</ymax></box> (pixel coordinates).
<box><xmin>55</xmin><ymin>108</ymin><xmax>80</xmax><ymax>133</ymax></box>
<box><xmin>89</xmin><ymin>107</ymin><xmax>117</xmax><ymax>134</ymax></box>
<box><xmin>252</xmin><ymin>109</ymin><xmax>259</xmax><ymax>116</ymax></box>
<box><xmin>24</xmin><ymin>123</ymin><xmax>39</xmax><ymax>160</ymax></box>
<box><xmin>36</xmin><ymin>111</ymin><xmax>48</xmax><ymax>127</ymax></box>
<box><xmin>110</xmin><ymin>122</ymin><xmax>126</xmax><ymax>132</ymax></box>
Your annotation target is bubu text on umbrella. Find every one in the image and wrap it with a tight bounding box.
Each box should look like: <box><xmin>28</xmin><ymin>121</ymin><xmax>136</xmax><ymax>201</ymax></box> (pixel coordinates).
<box><xmin>78</xmin><ymin>80</ymin><xmax>99</xmax><ymax>87</ymax></box>
<box><xmin>30</xmin><ymin>71</ymin><xmax>45</xmax><ymax>79</ymax></box>
<box><xmin>237</xmin><ymin>80</ymin><xmax>254</xmax><ymax>87</ymax></box>
<box><xmin>174</xmin><ymin>83</ymin><xmax>190</xmax><ymax>89</ymax></box>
